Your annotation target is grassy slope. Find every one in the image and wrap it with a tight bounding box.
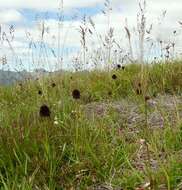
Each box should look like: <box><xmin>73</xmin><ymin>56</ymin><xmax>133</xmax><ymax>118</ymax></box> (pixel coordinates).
<box><xmin>0</xmin><ymin>62</ymin><xmax>182</xmax><ymax>190</ymax></box>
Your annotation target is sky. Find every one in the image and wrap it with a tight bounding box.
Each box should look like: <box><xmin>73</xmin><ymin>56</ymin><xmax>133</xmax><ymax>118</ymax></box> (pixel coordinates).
<box><xmin>0</xmin><ymin>0</ymin><xmax>182</xmax><ymax>71</ymax></box>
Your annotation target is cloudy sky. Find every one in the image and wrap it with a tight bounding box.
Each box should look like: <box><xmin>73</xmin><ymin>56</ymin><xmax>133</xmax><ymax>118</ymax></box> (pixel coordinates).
<box><xmin>0</xmin><ymin>0</ymin><xmax>181</xmax><ymax>71</ymax></box>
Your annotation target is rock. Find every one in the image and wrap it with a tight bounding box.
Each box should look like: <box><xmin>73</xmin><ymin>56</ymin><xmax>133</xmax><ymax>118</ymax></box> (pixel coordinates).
<box><xmin>82</xmin><ymin>95</ymin><xmax>182</xmax><ymax>129</ymax></box>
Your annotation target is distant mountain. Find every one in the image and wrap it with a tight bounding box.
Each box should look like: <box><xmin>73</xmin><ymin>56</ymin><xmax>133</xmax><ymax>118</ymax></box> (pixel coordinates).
<box><xmin>0</xmin><ymin>68</ymin><xmax>66</xmax><ymax>86</ymax></box>
<box><xmin>0</xmin><ymin>69</ymin><xmax>50</xmax><ymax>85</ymax></box>
<box><xmin>0</xmin><ymin>70</ymin><xmax>29</xmax><ymax>85</ymax></box>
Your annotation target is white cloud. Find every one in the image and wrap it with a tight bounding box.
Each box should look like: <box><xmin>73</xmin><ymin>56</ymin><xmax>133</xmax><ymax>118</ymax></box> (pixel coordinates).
<box><xmin>0</xmin><ymin>0</ymin><xmax>104</xmax><ymax>10</ymax></box>
<box><xmin>0</xmin><ymin>0</ymin><xmax>182</xmax><ymax>71</ymax></box>
<box><xmin>0</xmin><ymin>9</ymin><xmax>23</xmax><ymax>23</ymax></box>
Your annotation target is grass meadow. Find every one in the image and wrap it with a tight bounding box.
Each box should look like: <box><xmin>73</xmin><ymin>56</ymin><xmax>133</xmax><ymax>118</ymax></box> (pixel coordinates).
<box><xmin>0</xmin><ymin>62</ymin><xmax>182</xmax><ymax>189</ymax></box>
<box><xmin>0</xmin><ymin>0</ymin><xmax>182</xmax><ymax>189</ymax></box>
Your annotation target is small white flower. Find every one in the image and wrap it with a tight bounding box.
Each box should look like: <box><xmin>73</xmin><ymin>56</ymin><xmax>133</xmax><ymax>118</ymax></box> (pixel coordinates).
<box><xmin>139</xmin><ymin>139</ymin><xmax>146</xmax><ymax>144</ymax></box>
<box><xmin>54</xmin><ymin>120</ymin><xmax>59</xmax><ymax>125</ymax></box>
<box><xmin>54</xmin><ymin>116</ymin><xmax>59</xmax><ymax>125</ymax></box>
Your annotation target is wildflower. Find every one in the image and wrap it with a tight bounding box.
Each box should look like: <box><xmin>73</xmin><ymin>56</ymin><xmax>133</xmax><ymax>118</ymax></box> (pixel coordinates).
<box><xmin>51</xmin><ymin>83</ymin><xmax>56</xmax><ymax>88</ymax></box>
<box><xmin>38</xmin><ymin>90</ymin><xmax>42</xmax><ymax>95</ymax></box>
<box><xmin>54</xmin><ymin>120</ymin><xmax>59</xmax><ymax>125</ymax></box>
<box><xmin>70</xmin><ymin>110</ymin><xmax>78</xmax><ymax>119</ymax></box>
<box><xmin>54</xmin><ymin>116</ymin><xmax>59</xmax><ymax>125</ymax></box>
<box><xmin>136</xmin><ymin>88</ymin><xmax>142</xmax><ymax>95</ymax></box>
<box><xmin>108</xmin><ymin>91</ymin><xmax>112</xmax><ymax>96</ymax></box>
<box><xmin>116</xmin><ymin>64</ymin><xmax>121</xmax><ymax>69</ymax></box>
<box><xmin>18</xmin><ymin>83</ymin><xmax>23</xmax><ymax>90</ymax></box>
<box><xmin>72</xmin><ymin>89</ymin><xmax>81</xmax><ymax>99</ymax></box>
<box><xmin>145</xmin><ymin>96</ymin><xmax>150</xmax><ymax>102</ymax></box>
<box><xmin>153</xmin><ymin>92</ymin><xmax>157</xmax><ymax>98</ymax></box>
<box><xmin>39</xmin><ymin>104</ymin><xmax>51</xmax><ymax>117</ymax></box>
<box><xmin>139</xmin><ymin>139</ymin><xmax>146</xmax><ymax>145</ymax></box>
<box><xmin>122</xmin><ymin>66</ymin><xmax>125</xmax><ymax>70</ymax></box>
<box><xmin>112</xmin><ymin>74</ymin><xmax>117</xmax><ymax>80</ymax></box>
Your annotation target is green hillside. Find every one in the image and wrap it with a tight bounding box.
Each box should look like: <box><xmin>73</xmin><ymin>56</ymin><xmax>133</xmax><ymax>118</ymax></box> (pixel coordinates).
<box><xmin>0</xmin><ymin>62</ymin><xmax>182</xmax><ymax>189</ymax></box>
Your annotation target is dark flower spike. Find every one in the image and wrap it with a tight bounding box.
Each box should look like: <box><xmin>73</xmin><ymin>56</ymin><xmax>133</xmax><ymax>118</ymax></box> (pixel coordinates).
<box><xmin>136</xmin><ymin>88</ymin><xmax>142</xmax><ymax>95</ymax></box>
<box><xmin>18</xmin><ymin>83</ymin><xmax>23</xmax><ymax>90</ymax></box>
<box><xmin>122</xmin><ymin>66</ymin><xmax>125</xmax><ymax>70</ymax></box>
<box><xmin>51</xmin><ymin>83</ymin><xmax>56</xmax><ymax>88</ymax></box>
<box><xmin>108</xmin><ymin>91</ymin><xmax>112</xmax><ymax>96</ymax></box>
<box><xmin>72</xmin><ymin>89</ymin><xmax>81</xmax><ymax>99</ymax></box>
<box><xmin>39</xmin><ymin>104</ymin><xmax>51</xmax><ymax>117</ymax></box>
<box><xmin>116</xmin><ymin>64</ymin><xmax>121</xmax><ymax>69</ymax></box>
<box><xmin>145</xmin><ymin>96</ymin><xmax>150</xmax><ymax>102</ymax></box>
<box><xmin>153</xmin><ymin>92</ymin><xmax>157</xmax><ymax>98</ymax></box>
<box><xmin>112</xmin><ymin>74</ymin><xmax>117</xmax><ymax>80</ymax></box>
<box><xmin>38</xmin><ymin>90</ymin><xmax>42</xmax><ymax>95</ymax></box>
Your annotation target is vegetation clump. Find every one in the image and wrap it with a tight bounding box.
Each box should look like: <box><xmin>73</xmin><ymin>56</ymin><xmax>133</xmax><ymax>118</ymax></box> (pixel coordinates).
<box><xmin>0</xmin><ymin>62</ymin><xmax>181</xmax><ymax>189</ymax></box>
